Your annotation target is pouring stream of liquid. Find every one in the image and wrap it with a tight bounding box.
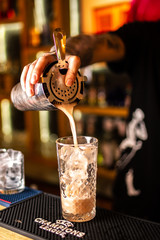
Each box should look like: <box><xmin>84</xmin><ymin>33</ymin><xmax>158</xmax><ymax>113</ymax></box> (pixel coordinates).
<box><xmin>57</xmin><ymin>103</ymin><xmax>78</xmax><ymax>146</ymax></box>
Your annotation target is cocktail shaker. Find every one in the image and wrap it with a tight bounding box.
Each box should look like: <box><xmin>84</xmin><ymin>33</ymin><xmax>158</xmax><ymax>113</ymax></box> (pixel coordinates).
<box><xmin>11</xmin><ymin>28</ymin><xmax>85</xmax><ymax>111</ymax></box>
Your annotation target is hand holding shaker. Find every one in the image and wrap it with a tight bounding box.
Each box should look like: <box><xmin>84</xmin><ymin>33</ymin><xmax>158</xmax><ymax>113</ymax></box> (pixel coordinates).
<box><xmin>11</xmin><ymin>28</ymin><xmax>85</xmax><ymax>111</ymax></box>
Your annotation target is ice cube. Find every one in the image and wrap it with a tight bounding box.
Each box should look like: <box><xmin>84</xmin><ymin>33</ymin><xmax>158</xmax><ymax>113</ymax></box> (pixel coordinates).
<box><xmin>65</xmin><ymin>147</ymin><xmax>88</xmax><ymax>180</ymax></box>
<box><xmin>0</xmin><ymin>149</ymin><xmax>10</xmax><ymax>164</ymax></box>
<box><xmin>4</xmin><ymin>162</ymin><xmax>22</xmax><ymax>188</ymax></box>
<box><xmin>59</xmin><ymin>146</ymin><xmax>75</xmax><ymax>161</ymax></box>
<box><xmin>7</xmin><ymin>149</ymin><xmax>23</xmax><ymax>162</ymax></box>
<box><xmin>79</xmin><ymin>146</ymin><xmax>97</xmax><ymax>164</ymax></box>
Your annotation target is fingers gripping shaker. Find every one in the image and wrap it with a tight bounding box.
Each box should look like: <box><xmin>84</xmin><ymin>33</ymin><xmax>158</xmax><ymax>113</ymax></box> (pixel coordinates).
<box><xmin>11</xmin><ymin>28</ymin><xmax>85</xmax><ymax>111</ymax></box>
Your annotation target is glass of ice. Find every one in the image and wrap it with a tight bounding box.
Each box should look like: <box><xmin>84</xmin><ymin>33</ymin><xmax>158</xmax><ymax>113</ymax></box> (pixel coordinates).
<box><xmin>0</xmin><ymin>149</ymin><xmax>25</xmax><ymax>194</ymax></box>
<box><xmin>56</xmin><ymin>136</ymin><xmax>98</xmax><ymax>222</ymax></box>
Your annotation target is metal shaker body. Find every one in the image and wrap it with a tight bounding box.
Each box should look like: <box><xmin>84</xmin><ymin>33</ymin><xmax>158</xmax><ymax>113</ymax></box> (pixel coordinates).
<box><xmin>10</xmin><ymin>80</ymin><xmax>55</xmax><ymax>111</ymax></box>
<box><xmin>11</xmin><ymin>28</ymin><xmax>85</xmax><ymax>111</ymax></box>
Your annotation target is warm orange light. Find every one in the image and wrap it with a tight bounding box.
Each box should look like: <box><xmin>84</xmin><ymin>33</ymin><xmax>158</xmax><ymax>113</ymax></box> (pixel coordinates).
<box><xmin>93</xmin><ymin>2</ymin><xmax>131</xmax><ymax>34</ymax></box>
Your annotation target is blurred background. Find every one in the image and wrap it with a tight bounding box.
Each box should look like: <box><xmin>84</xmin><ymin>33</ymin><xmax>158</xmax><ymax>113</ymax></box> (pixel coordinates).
<box><xmin>0</xmin><ymin>0</ymin><xmax>131</xmax><ymax>210</ymax></box>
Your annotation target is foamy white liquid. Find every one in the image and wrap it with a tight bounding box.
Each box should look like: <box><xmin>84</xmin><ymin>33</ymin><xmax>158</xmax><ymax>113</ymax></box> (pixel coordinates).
<box><xmin>57</xmin><ymin>103</ymin><xmax>78</xmax><ymax>146</ymax></box>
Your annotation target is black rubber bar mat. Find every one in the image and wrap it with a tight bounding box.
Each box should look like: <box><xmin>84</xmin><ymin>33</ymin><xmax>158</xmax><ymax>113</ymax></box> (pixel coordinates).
<box><xmin>0</xmin><ymin>193</ymin><xmax>160</xmax><ymax>240</ymax></box>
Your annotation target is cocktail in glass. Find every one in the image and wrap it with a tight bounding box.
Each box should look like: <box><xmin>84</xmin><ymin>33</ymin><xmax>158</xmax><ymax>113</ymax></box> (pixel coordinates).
<box><xmin>56</xmin><ymin>136</ymin><xmax>98</xmax><ymax>222</ymax></box>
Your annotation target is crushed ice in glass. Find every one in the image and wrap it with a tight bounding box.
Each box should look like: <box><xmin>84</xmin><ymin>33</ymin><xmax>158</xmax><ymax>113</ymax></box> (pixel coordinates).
<box><xmin>59</xmin><ymin>146</ymin><xmax>97</xmax><ymax>198</ymax></box>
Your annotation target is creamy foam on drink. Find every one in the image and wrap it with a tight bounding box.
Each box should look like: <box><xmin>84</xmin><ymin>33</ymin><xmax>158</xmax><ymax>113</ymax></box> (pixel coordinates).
<box><xmin>57</xmin><ymin>103</ymin><xmax>78</xmax><ymax>146</ymax></box>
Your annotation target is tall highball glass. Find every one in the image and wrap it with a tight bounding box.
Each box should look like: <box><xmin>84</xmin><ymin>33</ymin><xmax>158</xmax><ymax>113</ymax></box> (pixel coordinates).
<box><xmin>56</xmin><ymin>136</ymin><xmax>98</xmax><ymax>222</ymax></box>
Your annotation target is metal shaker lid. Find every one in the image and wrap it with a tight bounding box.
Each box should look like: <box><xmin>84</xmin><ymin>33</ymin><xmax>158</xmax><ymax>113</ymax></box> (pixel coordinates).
<box><xmin>41</xmin><ymin>60</ymin><xmax>84</xmax><ymax>105</ymax></box>
<box><xmin>41</xmin><ymin>28</ymin><xmax>85</xmax><ymax>105</ymax></box>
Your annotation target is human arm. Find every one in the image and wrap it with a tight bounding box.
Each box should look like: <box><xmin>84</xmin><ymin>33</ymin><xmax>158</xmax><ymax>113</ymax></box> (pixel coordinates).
<box><xmin>66</xmin><ymin>33</ymin><xmax>125</xmax><ymax>67</ymax></box>
<box><xmin>20</xmin><ymin>33</ymin><xmax>125</xmax><ymax>96</ymax></box>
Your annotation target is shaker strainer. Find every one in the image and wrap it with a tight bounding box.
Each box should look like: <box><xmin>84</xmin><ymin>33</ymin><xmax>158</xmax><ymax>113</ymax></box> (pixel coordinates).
<box><xmin>11</xmin><ymin>28</ymin><xmax>86</xmax><ymax>111</ymax></box>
